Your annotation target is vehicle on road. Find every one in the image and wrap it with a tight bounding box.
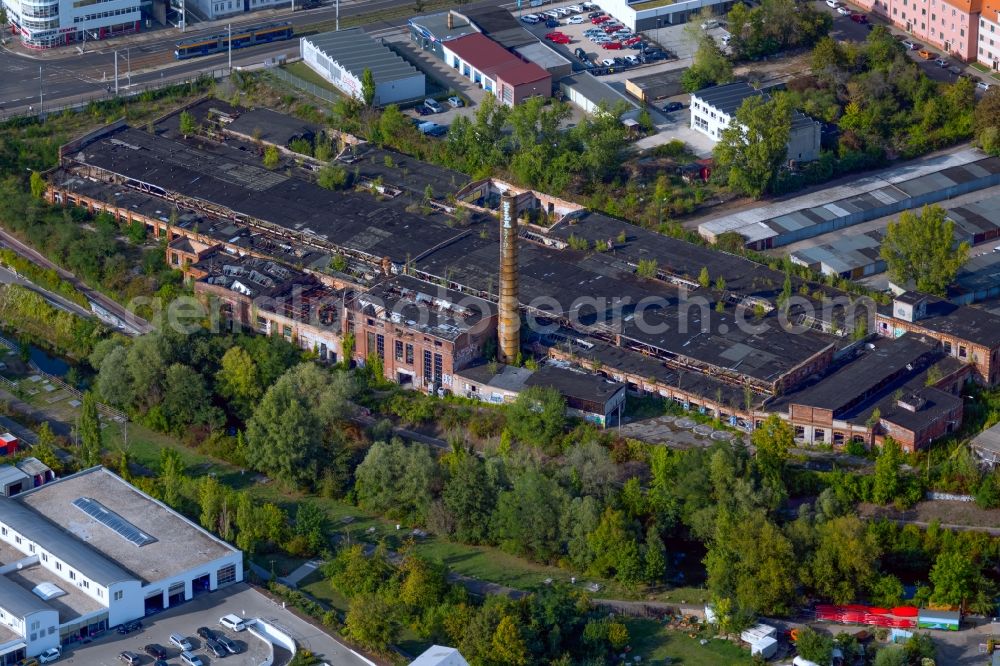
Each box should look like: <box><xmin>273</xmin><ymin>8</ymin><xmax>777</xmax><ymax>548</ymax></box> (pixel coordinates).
<box><xmin>144</xmin><ymin>644</ymin><xmax>168</xmax><ymax>659</ymax></box>
<box><xmin>423</xmin><ymin>98</ymin><xmax>443</xmax><ymax>113</ymax></box>
<box><xmin>663</xmin><ymin>101</ymin><xmax>684</xmax><ymax>112</ymax></box>
<box><xmin>934</xmin><ymin>57</ymin><xmax>948</xmax><ymax>66</ymax></box>
<box><xmin>180</xmin><ymin>652</ymin><xmax>204</xmax><ymax>666</ymax></box>
<box><xmin>978</xmin><ymin>81</ymin><xmax>991</xmax><ymax>90</ymax></box>
<box><xmin>117</xmin><ymin>621</ymin><xmax>142</xmax><ymax>634</ymax></box>
<box><xmin>917</xmin><ymin>49</ymin><xmax>933</xmax><ymax>59</ymax></box>
<box><xmin>902</xmin><ymin>40</ymin><xmax>919</xmax><ymax>50</ymax></box>
<box><xmin>174</xmin><ymin>21</ymin><xmax>293</xmax><ymax>59</ymax></box>
<box><xmin>850</xmin><ymin>12</ymin><xmax>868</xmax><ymax>22</ymax></box>
<box><xmin>825</xmin><ymin>0</ymin><xmax>841</xmax><ymax>7</ymax></box>
<box><xmin>216</xmin><ymin>635</ymin><xmax>240</xmax><ymax>654</ymax></box>
<box><xmin>837</xmin><ymin>5</ymin><xmax>851</xmax><ymax>14</ymax></box>
<box><xmin>205</xmin><ymin>639</ymin><xmax>228</xmax><ymax>658</ymax></box>
<box><xmin>170</xmin><ymin>634</ymin><xmax>193</xmax><ymax>651</ymax></box>
<box><xmin>37</xmin><ymin>650</ymin><xmax>61</xmax><ymax>665</ymax></box>
<box><xmin>118</xmin><ymin>653</ymin><xmax>141</xmax><ymax>666</ymax></box>
<box><xmin>447</xmin><ymin>96</ymin><xmax>464</xmax><ymax>108</ymax></box>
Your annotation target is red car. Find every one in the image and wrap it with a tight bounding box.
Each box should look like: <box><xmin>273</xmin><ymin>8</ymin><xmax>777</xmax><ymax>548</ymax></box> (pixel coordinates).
<box><xmin>551</xmin><ymin>34</ymin><xmax>571</xmax><ymax>43</ymax></box>
<box><xmin>591</xmin><ymin>14</ymin><xmax>610</xmax><ymax>23</ymax></box>
<box><xmin>602</xmin><ymin>41</ymin><xmax>622</xmax><ymax>49</ymax></box>
<box><xmin>545</xmin><ymin>31</ymin><xmax>565</xmax><ymax>39</ymax></box>
<box><xmin>623</xmin><ymin>36</ymin><xmax>642</xmax><ymax>45</ymax></box>
<box><xmin>850</xmin><ymin>11</ymin><xmax>868</xmax><ymax>22</ymax></box>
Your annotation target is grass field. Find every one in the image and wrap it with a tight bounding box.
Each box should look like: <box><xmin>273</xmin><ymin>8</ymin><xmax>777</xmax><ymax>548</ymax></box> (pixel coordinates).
<box><xmin>279</xmin><ymin>62</ymin><xmax>343</xmax><ymax>95</ymax></box>
<box><xmin>627</xmin><ymin>619</ymin><xmax>752</xmax><ymax>665</ymax></box>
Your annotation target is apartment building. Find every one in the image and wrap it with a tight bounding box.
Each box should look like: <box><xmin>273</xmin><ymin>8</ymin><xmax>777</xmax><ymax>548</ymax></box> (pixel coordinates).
<box><xmin>1</xmin><ymin>0</ymin><xmax>140</xmax><ymax>48</ymax></box>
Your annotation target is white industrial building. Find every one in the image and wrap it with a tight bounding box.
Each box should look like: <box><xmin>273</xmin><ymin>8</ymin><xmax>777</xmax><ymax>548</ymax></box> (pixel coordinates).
<box><xmin>0</xmin><ymin>467</ymin><xmax>242</xmax><ymax>663</ymax></box>
<box><xmin>590</xmin><ymin>0</ymin><xmax>737</xmax><ymax>31</ymax></box>
<box><xmin>690</xmin><ymin>81</ymin><xmax>821</xmax><ymax>163</ymax></box>
<box><xmin>559</xmin><ymin>72</ymin><xmax>641</xmax><ymax>121</ymax></box>
<box><xmin>301</xmin><ymin>28</ymin><xmax>426</xmax><ymax>106</ymax></box>
<box><xmin>1</xmin><ymin>0</ymin><xmax>140</xmax><ymax>48</ymax></box>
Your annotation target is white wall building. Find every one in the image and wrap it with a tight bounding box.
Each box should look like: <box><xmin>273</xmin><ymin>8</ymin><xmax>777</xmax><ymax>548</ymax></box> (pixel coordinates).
<box><xmin>301</xmin><ymin>28</ymin><xmax>426</xmax><ymax>105</ymax></box>
<box><xmin>978</xmin><ymin>0</ymin><xmax>1000</xmax><ymax>70</ymax></box>
<box><xmin>1</xmin><ymin>0</ymin><xmax>140</xmax><ymax>48</ymax></box>
<box><xmin>592</xmin><ymin>0</ymin><xmax>736</xmax><ymax>31</ymax></box>
<box><xmin>690</xmin><ymin>81</ymin><xmax>822</xmax><ymax>163</ymax></box>
<box><xmin>0</xmin><ymin>467</ymin><xmax>242</xmax><ymax>663</ymax></box>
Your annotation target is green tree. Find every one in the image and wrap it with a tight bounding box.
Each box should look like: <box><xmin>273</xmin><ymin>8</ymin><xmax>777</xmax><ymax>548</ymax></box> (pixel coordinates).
<box><xmin>361</xmin><ymin>68</ymin><xmax>376</xmax><ymax>107</ymax></box>
<box><xmin>492</xmin><ymin>615</ymin><xmax>528</xmax><ymax>665</ymax></box>
<box><xmin>505</xmin><ymin>386</ymin><xmax>566</xmax><ymax>451</ymax></box>
<box><xmin>644</xmin><ymin>523</ymin><xmax>669</xmax><ymax>583</ymax></box>
<box><xmin>492</xmin><ymin>468</ymin><xmax>569</xmax><ymax>563</ymax></box>
<box><xmin>974</xmin><ymin>86</ymin><xmax>1000</xmax><ymax>154</ymax></box>
<box><xmin>804</xmin><ymin>515</ymin><xmax>880</xmax><ymax>604</ymax></box>
<box><xmin>316</xmin><ymin>164</ymin><xmax>349</xmax><ymax>190</ymax></box>
<box><xmin>29</xmin><ymin>171</ymin><xmax>47</xmax><ymax>199</ymax></box>
<box><xmin>31</xmin><ymin>422</ymin><xmax>63</xmax><ymax>473</ymax></box>
<box><xmin>179</xmin><ymin>110</ymin><xmax>197</xmax><ymax>137</ymax></box>
<box><xmin>244</xmin><ymin>363</ymin><xmax>355</xmax><ymax>488</ymax></box>
<box><xmin>880</xmin><ymin>205</ymin><xmax>969</xmax><ymax>295</ymax></box>
<box><xmin>159</xmin><ymin>447</ymin><xmax>185</xmax><ymax>508</ymax></box>
<box><xmin>698</xmin><ymin>266</ymin><xmax>711</xmax><ymax>289</ymax></box>
<box><xmin>262</xmin><ymin>145</ymin><xmax>280</xmax><ymax>169</ymax></box>
<box><xmin>292</xmin><ymin>501</ymin><xmax>328</xmax><ymax>554</ymax></box>
<box><xmin>442</xmin><ymin>454</ymin><xmax>497</xmax><ymax>543</ymax></box>
<box><xmin>929</xmin><ymin>550</ymin><xmax>979</xmax><ymax>609</ymax></box>
<box><xmin>346</xmin><ymin>594</ymin><xmax>400</xmax><ymax>650</ymax></box>
<box><xmin>78</xmin><ymin>390</ymin><xmax>103</xmax><ymax>468</ymax></box>
<box><xmin>869</xmin><ymin>573</ymin><xmax>904</xmax><ymax>608</ymax></box>
<box><xmin>751</xmin><ymin>413</ymin><xmax>793</xmax><ymax>492</ymax></box>
<box><xmin>198</xmin><ymin>474</ymin><xmax>225</xmax><ymax>533</ymax></box>
<box><xmin>354</xmin><ymin>439</ymin><xmax>438</xmax><ymax>522</ymax></box>
<box><xmin>216</xmin><ymin>346</ymin><xmax>262</xmax><ymax>420</ymax></box>
<box><xmin>714</xmin><ymin>95</ymin><xmax>793</xmax><ymax>198</ymax></box>
<box><xmin>681</xmin><ymin>33</ymin><xmax>733</xmax><ymax>92</ymax></box>
<box><xmin>872</xmin><ymin>438</ymin><xmax>903</xmax><ymax>505</ymax></box>
<box><xmin>795</xmin><ymin>627</ymin><xmax>834</xmax><ymax>666</ymax></box>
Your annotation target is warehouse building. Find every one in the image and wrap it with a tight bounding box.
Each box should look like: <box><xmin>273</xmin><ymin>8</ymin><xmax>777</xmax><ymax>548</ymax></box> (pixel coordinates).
<box><xmin>513</xmin><ymin>42</ymin><xmax>573</xmax><ymax>81</ymax></box>
<box><xmin>586</xmin><ymin>0</ymin><xmax>737</xmax><ymax>31</ymax></box>
<box><xmin>301</xmin><ymin>29</ymin><xmax>426</xmax><ymax>106</ymax></box>
<box><xmin>699</xmin><ymin>148</ymin><xmax>1000</xmax><ymax>249</ymax></box>
<box><xmin>624</xmin><ymin>69</ymin><xmax>687</xmax><ymax>103</ymax></box>
<box><xmin>559</xmin><ymin>72</ymin><xmax>641</xmax><ymax>121</ymax></box>
<box><xmin>0</xmin><ymin>467</ymin><xmax>242</xmax><ymax>662</ymax></box>
<box><xmin>690</xmin><ymin>82</ymin><xmax>821</xmax><ymax>163</ymax></box>
<box><xmin>440</xmin><ymin>32</ymin><xmax>551</xmax><ymax>105</ymax></box>
<box><xmin>790</xmin><ymin>231</ymin><xmax>886</xmax><ymax>279</ymax></box>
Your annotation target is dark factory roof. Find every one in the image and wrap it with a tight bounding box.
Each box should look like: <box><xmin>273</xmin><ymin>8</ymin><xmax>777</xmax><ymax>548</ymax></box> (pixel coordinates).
<box><xmin>880</xmin><ymin>295</ymin><xmax>1000</xmax><ymax>348</ymax></box>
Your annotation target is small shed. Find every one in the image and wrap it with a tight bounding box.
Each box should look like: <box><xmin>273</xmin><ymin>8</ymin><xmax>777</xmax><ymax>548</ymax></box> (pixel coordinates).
<box><xmin>741</xmin><ymin>624</ymin><xmax>777</xmax><ymax>645</ymax></box>
<box><xmin>751</xmin><ymin>635</ymin><xmax>778</xmax><ymax>659</ymax></box>
<box><xmin>0</xmin><ymin>465</ymin><xmax>30</xmax><ymax>497</ymax></box>
<box><xmin>917</xmin><ymin>608</ymin><xmax>960</xmax><ymax>631</ymax></box>
<box><xmin>0</xmin><ymin>433</ymin><xmax>18</xmax><ymax>456</ymax></box>
<box><xmin>624</xmin><ymin>68</ymin><xmax>687</xmax><ymax>102</ymax></box>
<box><xmin>971</xmin><ymin>421</ymin><xmax>1000</xmax><ymax>467</ymax></box>
<box><xmin>559</xmin><ymin>73</ymin><xmax>641</xmax><ymax>121</ymax></box>
<box><xmin>514</xmin><ymin>42</ymin><xmax>573</xmax><ymax>82</ymax></box>
<box><xmin>16</xmin><ymin>457</ymin><xmax>55</xmax><ymax>488</ymax></box>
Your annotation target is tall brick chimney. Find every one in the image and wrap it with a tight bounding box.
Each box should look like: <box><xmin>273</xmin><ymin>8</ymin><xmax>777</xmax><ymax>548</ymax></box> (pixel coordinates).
<box><xmin>498</xmin><ymin>193</ymin><xmax>520</xmax><ymax>363</ymax></box>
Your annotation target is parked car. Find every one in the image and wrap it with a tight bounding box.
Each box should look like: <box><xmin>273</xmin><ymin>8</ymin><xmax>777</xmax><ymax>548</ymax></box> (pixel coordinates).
<box><xmin>978</xmin><ymin>81</ymin><xmax>991</xmax><ymax>90</ymax></box>
<box><xmin>836</xmin><ymin>5</ymin><xmax>850</xmax><ymax>14</ymax></box>
<box><xmin>849</xmin><ymin>12</ymin><xmax>868</xmax><ymax>22</ymax></box>
<box><xmin>591</xmin><ymin>14</ymin><xmax>610</xmax><ymax>23</ymax></box>
<box><xmin>216</xmin><ymin>635</ymin><xmax>240</xmax><ymax>654</ymax></box>
<box><xmin>545</xmin><ymin>17</ymin><xmax>559</xmax><ymax>27</ymax></box>
<box><xmin>423</xmin><ymin>98</ymin><xmax>443</xmax><ymax>113</ymax></box>
<box><xmin>118</xmin><ymin>621</ymin><xmax>142</xmax><ymax>634</ymax></box>
<box><xmin>700</xmin><ymin>19</ymin><xmax>719</xmax><ymax>29</ymax></box>
<box><xmin>587</xmin><ymin>10</ymin><xmax>604</xmax><ymax>17</ymax></box>
<box><xmin>520</xmin><ymin>14</ymin><xmax>539</xmax><ymax>23</ymax></box>
<box><xmin>902</xmin><ymin>40</ymin><xmax>919</xmax><ymax>50</ymax></box>
<box><xmin>601</xmin><ymin>58</ymin><xmax>615</xmax><ymax>66</ymax></box>
<box><xmin>145</xmin><ymin>644</ymin><xmax>168</xmax><ymax>659</ymax></box>
<box><xmin>545</xmin><ymin>30</ymin><xmax>565</xmax><ymax>39</ymax></box>
<box><xmin>663</xmin><ymin>101</ymin><xmax>684</xmax><ymax>112</ymax></box>
<box><xmin>179</xmin><ymin>653</ymin><xmax>204</xmax><ymax>666</ymax></box>
<box><xmin>623</xmin><ymin>36</ymin><xmax>642</xmax><ymax>45</ymax></box>
<box><xmin>196</xmin><ymin>627</ymin><xmax>215</xmax><ymax>641</ymax></box>
<box><xmin>170</xmin><ymin>633</ymin><xmax>194</xmax><ymax>651</ymax></box>
<box><xmin>934</xmin><ymin>57</ymin><xmax>948</xmax><ymax>66</ymax></box>
<box><xmin>417</xmin><ymin>122</ymin><xmax>447</xmax><ymax>136</ymax></box>
<box><xmin>825</xmin><ymin>0</ymin><xmax>841</xmax><ymax>7</ymax></box>
<box><xmin>37</xmin><ymin>650</ymin><xmax>61</xmax><ymax>665</ymax></box>
<box><xmin>447</xmin><ymin>96</ymin><xmax>464</xmax><ymax>108</ymax></box>
<box><xmin>118</xmin><ymin>653</ymin><xmax>141</xmax><ymax>666</ymax></box>
<box><xmin>568</xmin><ymin>15</ymin><xmax>585</xmax><ymax>23</ymax></box>
<box><xmin>574</xmin><ymin>46</ymin><xmax>589</xmax><ymax>60</ymax></box>
<box><xmin>205</xmin><ymin>639</ymin><xmax>228</xmax><ymax>658</ymax></box>
<box><xmin>154</xmin><ymin>661</ymin><xmax>168</xmax><ymax>666</ymax></box>
<box><xmin>551</xmin><ymin>34</ymin><xmax>571</xmax><ymax>43</ymax></box>
<box><xmin>602</xmin><ymin>41</ymin><xmax>622</xmax><ymax>49</ymax></box>
<box><xmin>917</xmin><ymin>49</ymin><xmax>934</xmax><ymax>59</ymax></box>
<box><xmin>567</xmin><ymin>4</ymin><xmax>583</xmax><ymax>11</ymax></box>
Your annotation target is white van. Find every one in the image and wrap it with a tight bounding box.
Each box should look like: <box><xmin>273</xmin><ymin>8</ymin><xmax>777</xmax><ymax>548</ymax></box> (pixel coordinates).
<box><xmin>219</xmin><ymin>614</ymin><xmax>248</xmax><ymax>632</ymax></box>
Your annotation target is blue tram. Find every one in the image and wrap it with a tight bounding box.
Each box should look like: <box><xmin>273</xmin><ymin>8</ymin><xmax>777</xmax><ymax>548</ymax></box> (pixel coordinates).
<box><xmin>174</xmin><ymin>21</ymin><xmax>293</xmax><ymax>59</ymax></box>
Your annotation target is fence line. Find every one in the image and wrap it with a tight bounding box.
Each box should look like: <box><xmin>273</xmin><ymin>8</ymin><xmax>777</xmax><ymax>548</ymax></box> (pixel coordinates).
<box><xmin>264</xmin><ymin>67</ymin><xmax>340</xmax><ymax>104</ymax></box>
<box><xmin>0</xmin><ymin>68</ymin><xmax>231</xmax><ymax>124</ymax></box>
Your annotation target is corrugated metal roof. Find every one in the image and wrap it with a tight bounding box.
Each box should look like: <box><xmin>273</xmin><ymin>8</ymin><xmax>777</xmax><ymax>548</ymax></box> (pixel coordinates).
<box><xmin>303</xmin><ymin>28</ymin><xmax>421</xmax><ymax>84</ymax></box>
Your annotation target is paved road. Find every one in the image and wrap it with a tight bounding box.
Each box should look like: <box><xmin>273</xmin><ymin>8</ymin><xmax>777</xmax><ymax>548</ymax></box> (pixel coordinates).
<box><xmin>0</xmin><ymin>264</ymin><xmax>94</xmax><ymax>319</ymax></box>
<box><xmin>0</xmin><ymin>227</ymin><xmax>151</xmax><ymax>334</ymax></box>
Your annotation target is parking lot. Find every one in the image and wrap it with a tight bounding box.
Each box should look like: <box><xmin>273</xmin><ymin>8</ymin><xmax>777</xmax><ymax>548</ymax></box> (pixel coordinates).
<box><xmin>52</xmin><ymin>584</ymin><xmax>371</xmax><ymax>666</ymax></box>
